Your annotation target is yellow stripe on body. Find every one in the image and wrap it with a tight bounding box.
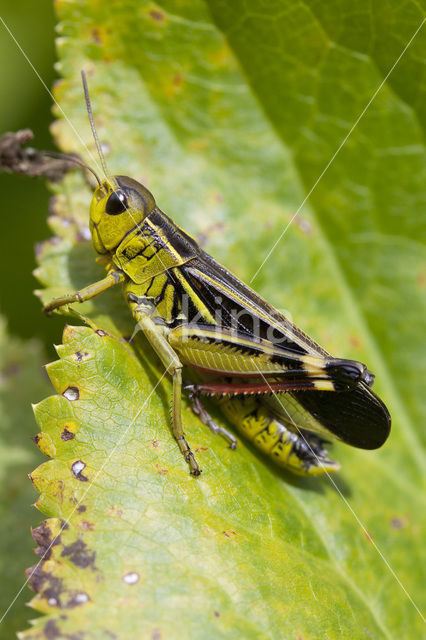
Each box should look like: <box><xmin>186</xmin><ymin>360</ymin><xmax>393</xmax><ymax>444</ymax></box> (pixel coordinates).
<box><xmin>144</xmin><ymin>218</ymin><xmax>184</xmax><ymax>263</ymax></box>
<box><xmin>171</xmin><ymin>269</ymin><xmax>217</xmax><ymax>325</ymax></box>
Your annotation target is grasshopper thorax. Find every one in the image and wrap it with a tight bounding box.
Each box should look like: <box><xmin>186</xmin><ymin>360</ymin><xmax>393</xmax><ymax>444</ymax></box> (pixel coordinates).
<box><xmin>89</xmin><ymin>175</ymin><xmax>156</xmax><ymax>254</ymax></box>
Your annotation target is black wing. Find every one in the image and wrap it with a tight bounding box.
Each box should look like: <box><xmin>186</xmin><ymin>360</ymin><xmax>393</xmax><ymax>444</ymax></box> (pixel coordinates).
<box><xmin>181</xmin><ymin>253</ymin><xmax>391</xmax><ymax>449</ymax></box>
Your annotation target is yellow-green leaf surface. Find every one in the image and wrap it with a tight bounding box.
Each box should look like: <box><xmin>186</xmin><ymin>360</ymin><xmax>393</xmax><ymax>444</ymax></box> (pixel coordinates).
<box><xmin>0</xmin><ymin>317</ymin><xmax>50</xmax><ymax>639</ymax></box>
<box><xmin>24</xmin><ymin>1</ymin><xmax>425</xmax><ymax>638</ymax></box>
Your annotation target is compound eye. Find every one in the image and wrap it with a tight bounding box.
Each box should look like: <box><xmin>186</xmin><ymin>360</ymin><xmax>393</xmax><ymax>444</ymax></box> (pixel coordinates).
<box><xmin>105</xmin><ymin>189</ymin><xmax>128</xmax><ymax>215</ymax></box>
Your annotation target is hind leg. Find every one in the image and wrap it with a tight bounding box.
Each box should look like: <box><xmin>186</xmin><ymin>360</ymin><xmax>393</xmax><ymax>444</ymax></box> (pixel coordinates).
<box><xmin>187</xmin><ymin>385</ymin><xmax>237</xmax><ymax>450</ymax></box>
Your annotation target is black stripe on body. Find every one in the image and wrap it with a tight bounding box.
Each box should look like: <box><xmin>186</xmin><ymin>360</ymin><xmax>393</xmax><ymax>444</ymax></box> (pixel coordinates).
<box><xmin>181</xmin><ymin>255</ymin><xmax>327</xmax><ymax>357</ymax></box>
<box><xmin>144</xmin><ymin>277</ymin><xmax>156</xmax><ymax>297</ymax></box>
<box><xmin>154</xmin><ymin>279</ymin><xmax>169</xmax><ymax>306</ymax></box>
<box><xmin>166</xmin><ymin>269</ymin><xmax>211</xmax><ymax>327</ymax></box>
<box><xmin>121</xmin><ymin>243</ymin><xmax>160</xmax><ymax>262</ymax></box>
<box><xmin>147</xmin><ymin>208</ymin><xmax>201</xmax><ymax>262</ymax></box>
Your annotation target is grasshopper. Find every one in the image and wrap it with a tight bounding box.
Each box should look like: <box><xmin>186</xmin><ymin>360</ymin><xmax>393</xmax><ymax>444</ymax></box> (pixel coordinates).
<box><xmin>44</xmin><ymin>73</ymin><xmax>391</xmax><ymax>476</ymax></box>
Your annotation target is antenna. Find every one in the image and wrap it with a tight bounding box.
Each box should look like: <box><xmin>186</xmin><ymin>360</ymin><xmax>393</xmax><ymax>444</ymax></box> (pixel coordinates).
<box><xmin>81</xmin><ymin>70</ymin><xmax>109</xmax><ymax>178</ymax></box>
<box><xmin>43</xmin><ymin>151</ymin><xmax>102</xmax><ymax>187</ymax></box>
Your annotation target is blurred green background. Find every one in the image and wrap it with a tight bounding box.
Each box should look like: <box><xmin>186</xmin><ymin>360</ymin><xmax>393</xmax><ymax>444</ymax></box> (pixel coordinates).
<box><xmin>0</xmin><ymin>0</ymin><xmax>63</xmax><ymax>347</ymax></box>
<box><xmin>0</xmin><ymin>4</ymin><xmax>59</xmax><ymax>638</ymax></box>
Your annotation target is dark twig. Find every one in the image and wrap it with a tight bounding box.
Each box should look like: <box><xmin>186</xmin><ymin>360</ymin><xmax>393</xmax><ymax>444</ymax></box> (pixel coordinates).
<box><xmin>0</xmin><ymin>129</ymin><xmax>73</xmax><ymax>182</ymax></box>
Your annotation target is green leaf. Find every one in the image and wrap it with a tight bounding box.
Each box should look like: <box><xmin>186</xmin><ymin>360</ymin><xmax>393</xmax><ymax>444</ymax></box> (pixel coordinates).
<box><xmin>23</xmin><ymin>1</ymin><xmax>425</xmax><ymax>638</ymax></box>
<box><xmin>0</xmin><ymin>317</ymin><xmax>50</xmax><ymax>639</ymax></box>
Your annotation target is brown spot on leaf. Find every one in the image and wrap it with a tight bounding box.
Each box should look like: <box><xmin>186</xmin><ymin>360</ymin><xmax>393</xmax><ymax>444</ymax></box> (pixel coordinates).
<box><xmin>106</xmin><ymin>504</ymin><xmax>123</xmax><ymax>518</ymax></box>
<box><xmin>81</xmin><ymin>520</ymin><xmax>94</xmax><ymax>531</ymax></box>
<box><xmin>154</xmin><ymin>463</ymin><xmax>168</xmax><ymax>475</ymax></box>
<box><xmin>203</xmin><ymin>525</ymin><xmax>216</xmax><ymax>536</ymax></box>
<box><xmin>43</xmin><ymin>619</ymin><xmax>61</xmax><ymax>639</ymax></box>
<box><xmin>91</xmin><ymin>27</ymin><xmax>103</xmax><ymax>43</ymax></box>
<box><xmin>61</xmin><ymin>428</ymin><xmax>75</xmax><ymax>441</ymax></box>
<box><xmin>213</xmin><ymin>611</ymin><xmax>220</xmax><ymax>617</ymax></box>
<box><xmin>294</xmin><ymin>216</ymin><xmax>312</xmax><ymax>235</ymax></box>
<box><xmin>32</xmin><ymin>522</ymin><xmax>61</xmax><ymax>561</ymax></box>
<box><xmin>172</xmin><ymin>73</ymin><xmax>184</xmax><ymax>87</ymax></box>
<box><xmin>32</xmin><ymin>434</ymin><xmax>41</xmax><ymax>445</ymax></box>
<box><xmin>48</xmin><ymin>194</ymin><xmax>60</xmax><ymax>217</ymax></box>
<box><xmin>151</xmin><ymin>439</ymin><xmax>159</xmax><ymax>448</ymax></box>
<box><xmin>209</xmin><ymin>43</ymin><xmax>232</xmax><ymax>67</ymax></box>
<box><xmin>61</xmin><ymin>539</ymin><xmax>96</xmax><ymax>569</ymax></box>
<box><xmin>151</xmin><ymin>630</ymin><xmax>162</xmax><ymax>640</ymax></box>
<box><xmin>74</xmin><ymin>350</ymin><xmax>89</xmax><ymax>363</ymax></box>
<box><xmin>390</xmin><ymin>517</ymin><xmax>405</xmax><ymax>530</ymax></box>
<box><xmin>222</xmin><ymin>529</ymin><xmax>238</xmax><ymax>538</ymax></box>
<box><xmin>95</xmin><ymin>329</ymin><xmax>108</xmax><ymax>337</ymax></box>
<box><xmin>33</xmin><ymin>431</ymin><xmax>56</xmax><ymax>458</ymax></box>
<box><xmin>37</xmin><ymin>486</ymin><xmax>59</xmax><ymax>512</ymax></box>
<box><xmin>348</xmin><ymin>334</ymin><xmax>362</xmax><ymax>349</ymax></box>
<box><xmin>26</xmin><ymin>563</ymin><xmax>64</xmax><ymax>606</ymax></box>
<box><xmin>77</xmin><ymin>505</ymin><xmax>87</xmax><ymax>513</ymax></box>
<box><xmin>29</xmin><ymin>570</ymin><xmax>88</xmax><ymax>608</ymax></box>
<box><xmin>44</xmin><ymin>618</ymin><xmax>83</xmax><ymax>637</ymax></box>
<box><xmin>149</xmin><ymin>9</ymin><xmax>164</xmax><ymax>21</ymax></box>
<box><xmin>35</xmin><ymin>241</ymin><xmax>45</xmax><ymax>261</ymax></box>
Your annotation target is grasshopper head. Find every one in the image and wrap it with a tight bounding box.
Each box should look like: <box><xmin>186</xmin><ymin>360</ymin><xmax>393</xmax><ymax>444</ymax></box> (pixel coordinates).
<box><xmin>89</xmin><ymin>175</ymin><xmax>156</xmax><ymax>254</ymax></box>
<box><xmin>78</xmin><ymin>72</ymin><xmax>156</xmax><ymax>254</ymax></box>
